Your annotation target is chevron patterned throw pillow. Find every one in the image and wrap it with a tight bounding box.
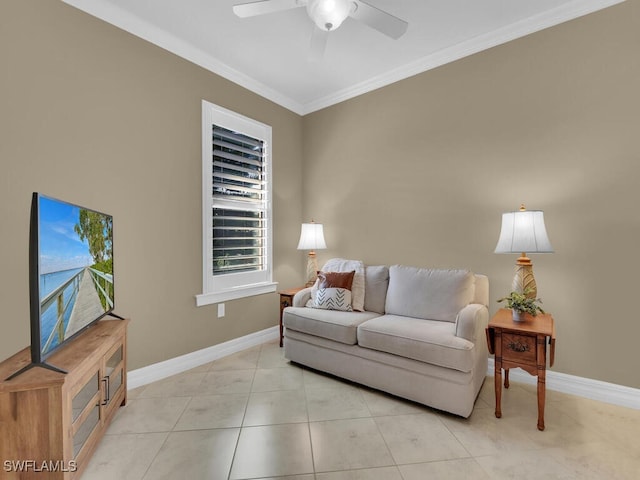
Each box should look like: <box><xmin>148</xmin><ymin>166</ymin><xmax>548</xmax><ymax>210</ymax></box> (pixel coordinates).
<box><xmin>314</xmin><ymin>287</ymin><xmax>353</xmax><ymax>311</ymax></box>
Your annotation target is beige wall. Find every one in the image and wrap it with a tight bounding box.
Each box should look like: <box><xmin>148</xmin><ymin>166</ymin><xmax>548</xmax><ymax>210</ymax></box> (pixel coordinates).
<box><xmin>0</xmin><ymin>0</ymin><xmax>303</xmax><ymax>370</ymax></box>
<box><xmin>302</xmin><ymin>1</ymin><xmax>640</xmax><ymax>388</ymax></box>
<box><xmin>1</xmin><ymin>0</ymin><xmax>639</xmax><ymax>390</ymax></box>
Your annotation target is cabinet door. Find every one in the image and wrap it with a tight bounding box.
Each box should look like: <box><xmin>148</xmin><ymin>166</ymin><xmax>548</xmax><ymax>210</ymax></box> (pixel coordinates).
<box><xmin>103</xmin><ymin>340</ymin><xmax>125</xmax><ymax>415</ymax></box>
<box><xmin>70</xmin><ymin>369</ymin><xmax>102</xmax><ymax>459</ymax></box>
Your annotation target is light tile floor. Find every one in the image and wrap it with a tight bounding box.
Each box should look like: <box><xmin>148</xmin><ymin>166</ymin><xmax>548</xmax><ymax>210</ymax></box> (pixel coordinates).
<box><xmin>81</xmin><ymin>340</ymin><xmax>640</xmax><ymax>479</ymax></box>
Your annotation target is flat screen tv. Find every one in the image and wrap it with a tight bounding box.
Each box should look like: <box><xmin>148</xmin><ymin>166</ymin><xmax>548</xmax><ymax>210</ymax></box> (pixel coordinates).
<box><xmin>6</xmin><ymin>193</ymin><xmax>120</xmax><ymax>380</ymax></box>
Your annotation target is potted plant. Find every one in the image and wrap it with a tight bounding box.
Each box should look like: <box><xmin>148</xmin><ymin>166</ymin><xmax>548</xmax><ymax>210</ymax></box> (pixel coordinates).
<box><xmin>497</xmin><ymin>289</ymin><xmax>545</xmax><ymax>321</ymax></box>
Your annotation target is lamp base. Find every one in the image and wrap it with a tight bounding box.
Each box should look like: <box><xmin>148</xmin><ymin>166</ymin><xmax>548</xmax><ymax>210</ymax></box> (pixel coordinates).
<box><xmin>305</xmin><ymin>251</ymin><xmax>318</xmax><ymax>287</ymax></box>
<box><xmin>512</xmin><ymin>255</ymin><xmax>537</xmax><ymax>298</ymax></box>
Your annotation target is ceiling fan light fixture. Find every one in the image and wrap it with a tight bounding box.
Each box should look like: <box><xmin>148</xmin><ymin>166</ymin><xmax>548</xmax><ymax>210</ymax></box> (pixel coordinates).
<box><xmin>306</xmin><ymin>0</ymin><xmax>354</xmax><ymax>31</ymax></box>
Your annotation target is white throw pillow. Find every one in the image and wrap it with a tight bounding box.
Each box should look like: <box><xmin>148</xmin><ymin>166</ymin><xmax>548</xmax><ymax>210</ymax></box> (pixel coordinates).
<box><xmin>385</xmin><ymin>265</ymin><xmax>475</xmax><ymax>322</ymax></box>
<box><xmin>319</xmin><ymin>258</ymin><xmax>365</xmax><ymax>311</ymax></box>
<box><xmin>313</xmin><ymin>287</ymin><xmax>353</xmax><ymax>312</ymax></box>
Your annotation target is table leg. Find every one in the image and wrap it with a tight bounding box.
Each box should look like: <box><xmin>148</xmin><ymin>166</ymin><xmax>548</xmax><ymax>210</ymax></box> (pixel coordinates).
<box><xmin>537</xmin><ymin>375</ymin><xmax>546</xmax><ymax>430</ymax></box>
<box><xmin>504</xmin><ymin>368</ymin><xmax>510</xmax><ymax>389</ymax></box>
<box><xmin>278</xmin><ymin>295</ymin><xmax>290</xmax><ymax>348</ymax></box>
<box><xmin>494</xmin><ymin>362</ymin><xmax>502</xmax><ymax>419</ymax></box>
<box><xmin>536</xmin><ymin>336</ymin><xmax>546</xmax><ymax>431</ymax></box>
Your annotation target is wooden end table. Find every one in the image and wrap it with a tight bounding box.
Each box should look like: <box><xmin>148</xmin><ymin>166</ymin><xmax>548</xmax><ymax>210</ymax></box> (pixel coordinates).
<box><xmin>278</xmin><ymin>287</ymin><xmax>305</xmax><ymax>347</ymax></box>
<box><xmin>486</xmin><ymin>308</ymin><xmax>556</xmax><ymax>431</ymax></box>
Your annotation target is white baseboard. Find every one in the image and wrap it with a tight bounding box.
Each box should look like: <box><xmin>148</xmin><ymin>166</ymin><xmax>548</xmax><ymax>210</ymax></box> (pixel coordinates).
<box><xmin>127</xmin><ymin>328</ymin><xmax>638</xmax><ymax>410</ymax></box>
<box><xmin>127</xmin><ymin>326</ymin><xmax>279</xmax><ymax>390</ymax></box>
<box><xmin>487</xmin><ymin>358</ymin><xmax>640</xmax><ymax>410</ymax></box>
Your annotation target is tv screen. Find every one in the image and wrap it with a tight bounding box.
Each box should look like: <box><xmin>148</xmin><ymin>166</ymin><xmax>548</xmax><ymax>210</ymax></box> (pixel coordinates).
<box><xmin>31</xmin><ymin>193</ymin><xmax>114</xmax><ymax>365</ymax></box>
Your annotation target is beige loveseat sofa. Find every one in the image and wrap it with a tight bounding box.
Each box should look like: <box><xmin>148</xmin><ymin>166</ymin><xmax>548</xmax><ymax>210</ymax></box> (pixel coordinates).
<box><xmin>283</xmin><ymin>260</ymin><xmax>489</xmax><ymax>417</ymax></box>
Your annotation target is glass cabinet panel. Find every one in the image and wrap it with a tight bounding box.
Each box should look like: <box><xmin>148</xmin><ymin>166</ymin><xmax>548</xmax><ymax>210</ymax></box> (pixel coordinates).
<box><xmin>105</xmin><ymin>344</ymin><xmax>124</xmax><ymax>407</ymax></box>
<box><xmin>73</xmin><ymin>404</ymin><xmax>100</xmax><ymax>457</ymax></box>
<box><xmin>72</xmin><ymin>372</ymin><xmax>99</xmax><ymax>422</ymax></box>
<box><xmin>105</xmin><ymin>346</ymin><xmax>123</xmax><ymax>377</ymax></box>
<box><xmin>109</xmin><ymin>369</ymin><xmax>123</xmax><ymax>400</ymax></box>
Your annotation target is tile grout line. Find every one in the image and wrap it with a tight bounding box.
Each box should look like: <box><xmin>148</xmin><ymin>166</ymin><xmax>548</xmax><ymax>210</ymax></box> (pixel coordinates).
<box><xmin>355</xmin><ymin>386</ymin><xmax>404</xmax><ymax>476</ymax></box>
<box><xmin>302</xmin><ymin>368</ymin><xmax>318</xmax><ymax>477</ymax></box>
<box><xmin>435</xmin><ymin>408</ymin><xmax>490</xmax><ymax>478</ymax></box>
<box><xmin>225</xmin><ymin>345</ymin><xmax>261</xmax><ymax>480</ymax></box>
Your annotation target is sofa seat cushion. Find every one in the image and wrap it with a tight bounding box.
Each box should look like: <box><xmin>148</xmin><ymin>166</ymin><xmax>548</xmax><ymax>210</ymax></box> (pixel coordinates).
<box><xmin>285</xmin><ymin>329</ymin><xmax>473</xmax><ymax>386</ymax></box>
<box><xmin>357</xmin><ymin>315</ymin><xmax>475</xmax><ymax>372</ymax></box>
<box><xmin>284</xmin><ymin>307</ymin><xmax>381</xmax><ymax>345</ymax></box>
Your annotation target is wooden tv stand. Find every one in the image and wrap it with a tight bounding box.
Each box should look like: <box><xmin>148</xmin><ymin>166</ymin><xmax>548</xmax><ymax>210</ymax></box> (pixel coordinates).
<box><xmin>0</xmin><ymin>318</ymin><xmax>129</xmax><ymax>479</ymax></box>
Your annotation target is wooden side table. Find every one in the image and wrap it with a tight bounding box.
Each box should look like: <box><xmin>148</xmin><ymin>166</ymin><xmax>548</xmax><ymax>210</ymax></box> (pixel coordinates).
<box><xmin>486</xmin><ymin>308</ymin><xmax>556</xmax><ymax>430</ymax></box>
<box><xmin>278</xmin><ymin>287</ymin><xmax>305</xmax><ymax>347</ymax></box>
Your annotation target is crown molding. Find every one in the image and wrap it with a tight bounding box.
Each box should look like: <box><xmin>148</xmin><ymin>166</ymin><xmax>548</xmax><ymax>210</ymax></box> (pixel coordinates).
<box><xmin>61</xmin><ymin>0</ymin><xmax>306</xmax><ymax>114</ymax></box>
<box><xmin>61</xmin><ymin>0</ymin><xmax>625</xmax><ymax>116</ymax></box>
<box><xmin>300</xmin><ymin>0</ymin><xmax>626</xmax><ymax>114</ymax></box>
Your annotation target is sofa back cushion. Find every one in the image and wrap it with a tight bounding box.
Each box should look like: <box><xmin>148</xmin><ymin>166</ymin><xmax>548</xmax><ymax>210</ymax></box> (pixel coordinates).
<box><xmin>364</xmin><ymin>265</ymin><xmax>389</xmax><ymax>314</ymax></box>
<box><xmin>472</xmin><ymin>274</ymin><xmax>489</xmax><ymax>306</ymax></box>
<box><xmin>385</xmin><ymin>265</ymin><xmax>475</xmax><ymax>322</ymax></box>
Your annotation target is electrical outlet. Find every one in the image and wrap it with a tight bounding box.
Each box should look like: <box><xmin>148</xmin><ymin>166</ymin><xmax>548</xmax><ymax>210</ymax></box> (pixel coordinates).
<box><xmin>218</xmin><ymin>303</ymin><xmax>225</xmax><ymax>318</ymax></box>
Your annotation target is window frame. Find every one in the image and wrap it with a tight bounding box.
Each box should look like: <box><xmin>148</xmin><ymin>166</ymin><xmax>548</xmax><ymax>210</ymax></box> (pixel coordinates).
<box><xmin>196</xmin><ymin>101</ymin><xmax>277</xmax><ymax>306</ymax></box>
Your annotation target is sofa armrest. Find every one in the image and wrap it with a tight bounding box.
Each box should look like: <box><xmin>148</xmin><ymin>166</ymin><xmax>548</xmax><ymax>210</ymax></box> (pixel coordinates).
<box><xmin>455</xmin><ymin>304</ymin><xmax>489</xmax><ymax>343</ymax></box>
<box><xmin>293</xmin><ymin>287</ymin><xmax>313</xmax><ymax>307</ymax></box>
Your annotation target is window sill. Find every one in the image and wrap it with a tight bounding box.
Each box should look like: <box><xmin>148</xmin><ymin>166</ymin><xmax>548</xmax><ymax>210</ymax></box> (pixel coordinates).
<box><xmin>196</xmin><ymin>282</ymin><xmax>278</xmax><ymax>306</ymax></box>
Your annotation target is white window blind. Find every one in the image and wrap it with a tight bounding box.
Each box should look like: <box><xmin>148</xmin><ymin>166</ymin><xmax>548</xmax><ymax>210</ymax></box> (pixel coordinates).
<box><xmin>198</xmin><ymin>101</ymin><xmax>276</xmax><ymax>306</ymax></box>
<box><xmin>212</xmin><ymin>126</ymin><xmax>266</xmax><ymax>276</ymax></box>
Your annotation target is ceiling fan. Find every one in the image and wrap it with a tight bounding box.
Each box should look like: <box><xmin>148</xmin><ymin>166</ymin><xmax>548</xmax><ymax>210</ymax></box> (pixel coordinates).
<box><xmin>233</xmin><ymin>0</ymin><xmax>408</xmax><ymax>60</ymax></box>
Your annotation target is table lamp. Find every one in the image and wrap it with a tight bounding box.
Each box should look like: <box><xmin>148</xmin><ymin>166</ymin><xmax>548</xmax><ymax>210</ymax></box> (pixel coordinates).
<box><xmin>297</xmin><ymin>221</ymin><xmax>327</xmax><ymax>287</ymax></box>
<box><xmin>494</xmin><ymin>204</ymin><xmax>553</xmax><ymax>298</ymax></box>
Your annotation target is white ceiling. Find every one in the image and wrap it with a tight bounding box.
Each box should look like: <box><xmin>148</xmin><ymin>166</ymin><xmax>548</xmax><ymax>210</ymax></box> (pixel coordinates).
<box><xmin>61</xmin><ymin>0</ymin><xmax>623</xmax><ymax>115</ymax></box>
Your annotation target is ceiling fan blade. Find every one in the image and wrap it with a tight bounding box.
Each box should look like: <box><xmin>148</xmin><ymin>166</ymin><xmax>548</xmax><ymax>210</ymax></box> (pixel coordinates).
<box><xmin>309</xmin><ymin>27</ymin><xmax>329</xmax><ymax>62</ymax></box>
<box><xmin>350</xmin><ymin>0</ymin><xmax>408</xmax><ymax>39</ymax></box>
<box><xmin>233</xmin><ymin>0</ymin><xmax>304</xmax><ymax>18</ymax></box>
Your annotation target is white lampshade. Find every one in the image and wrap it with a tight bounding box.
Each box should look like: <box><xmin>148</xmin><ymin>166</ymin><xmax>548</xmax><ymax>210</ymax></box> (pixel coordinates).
<box><xmin>495</xmin><ymin>210</ymin><xmax>554</xmax><ymax>254</ymax></box>
<box><xmin>297</xmin><ymin>223</ymin><xmax>327</xmax><ymax>251</ymax></box>
<box><xmin>306</xmin><ymin>0</ymin><xmax>353</xmax><ymax>31</ymax></box>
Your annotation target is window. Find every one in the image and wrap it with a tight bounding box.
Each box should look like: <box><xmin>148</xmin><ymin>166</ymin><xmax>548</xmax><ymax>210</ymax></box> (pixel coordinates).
<box><xmin>197</xmin><ymin>101</ymin><xmax>276</xmax><ymax>306</ymax></box>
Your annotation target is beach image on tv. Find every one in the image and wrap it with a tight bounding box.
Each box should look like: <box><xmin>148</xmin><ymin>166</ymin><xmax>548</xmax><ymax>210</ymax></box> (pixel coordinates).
<box><xmin>39</xmin><ymin>196</ymin><xmax>113</xmax><ymax>356</ymax></box>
